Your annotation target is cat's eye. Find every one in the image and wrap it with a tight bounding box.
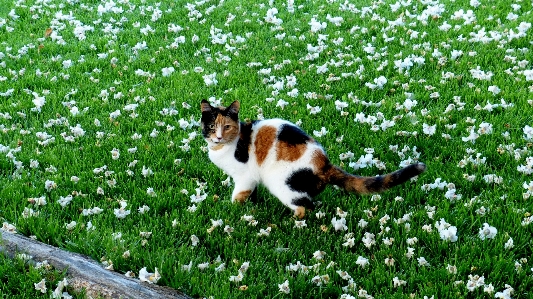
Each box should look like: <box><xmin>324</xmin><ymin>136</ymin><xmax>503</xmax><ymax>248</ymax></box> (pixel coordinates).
<box><xmin>224</xmin><ymin>125</ymin><xmax>232</xmax><ymax>130</ymax></box>
<box><xmin>208</xmin><ymin>124</ymin><xmax>215</xmax><ymax>131</ymax></box>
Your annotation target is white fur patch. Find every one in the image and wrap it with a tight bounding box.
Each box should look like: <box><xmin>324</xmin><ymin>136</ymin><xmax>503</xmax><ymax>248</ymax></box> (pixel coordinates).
<box><xmin>207</xmin><ymin>119</ymin><xmax>325</xmax><ymax>211</ymax></box>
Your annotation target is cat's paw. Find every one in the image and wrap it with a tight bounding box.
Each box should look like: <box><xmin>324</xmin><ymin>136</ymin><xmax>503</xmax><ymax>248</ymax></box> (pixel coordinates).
<box><xmin>233</xmin><ymin>190</ymin><xmax>252</xmax><ymax>204</ymax></box>
<box><xmin>293</xmin><ymin>206</ymin><xmax>306</xmax><ymax>219</ymax></box>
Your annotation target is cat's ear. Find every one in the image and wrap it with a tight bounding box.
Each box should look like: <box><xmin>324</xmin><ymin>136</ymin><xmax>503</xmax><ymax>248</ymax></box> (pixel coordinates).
<box><xmin>226</xmin><ymin>100</ymin><xmax>240</xmax><ymax>116</ymax></box>
<box><xmin>201</xmin><ymin>99</ymin><xmax>212</xmax><ymax>113</ymax></box>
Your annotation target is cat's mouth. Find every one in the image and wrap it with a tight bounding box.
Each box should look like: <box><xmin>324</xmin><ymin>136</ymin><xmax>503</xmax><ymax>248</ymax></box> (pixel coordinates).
<box><xmin>210</xmin><ymin>137</ymin><xmax>225</xmax><ymax>144</ymax></box>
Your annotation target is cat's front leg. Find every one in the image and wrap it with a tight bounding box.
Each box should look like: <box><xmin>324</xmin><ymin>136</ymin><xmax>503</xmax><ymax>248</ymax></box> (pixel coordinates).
<box><xmin>231</xmin><ymin>177</ymin><xmax>258</xmax><ymax>204</ymax></box>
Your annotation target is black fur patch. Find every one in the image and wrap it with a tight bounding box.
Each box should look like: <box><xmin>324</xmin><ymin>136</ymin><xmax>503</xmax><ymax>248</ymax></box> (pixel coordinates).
<box><xmin>200</xmin><ymin>107</ymin><xmax>221</xmax><ymax>138</ymax></box>
<box><xmin>292</xmin><ymin>196</ymin><xmax>315</xmax><ymax>210</ymax></box>
<box><xmin>386</xmin><ymin>163</ymin><xmax>426</xmax><ymax>188</ymax></box>
<box><xmin>234</xmin><ymin>121</ymin><xmax>254</xmax><ymax>163</ymax></box>
<box><xmin>364</xmin><ymin>176</ymin><xmax>385</xmax><ymax>193</ymax></box>
<box><xmin>278</xmin><ymin>124</ymin><xmax>310</xmax><ymax>145</ymax></box>
<box><xmin>249</xmin><ymin>188</ymin><xmax>258</xmax><ymax>203</ymax></box>
<box><xmin>222</xmin><ymin>104</ymin><xmax>239</xmax><ymax>121</ymax></box>
<box><xmin>286</xmin><ymin>168</ymin><xmax>324</xmax><ymax>197</ymax></box>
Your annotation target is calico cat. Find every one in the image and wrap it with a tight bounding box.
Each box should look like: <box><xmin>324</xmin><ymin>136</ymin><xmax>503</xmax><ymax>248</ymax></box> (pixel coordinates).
<box><xmin>200</xmin><ymin>100</ymin><xmax>426</xmax><ymax>218</ymax></box>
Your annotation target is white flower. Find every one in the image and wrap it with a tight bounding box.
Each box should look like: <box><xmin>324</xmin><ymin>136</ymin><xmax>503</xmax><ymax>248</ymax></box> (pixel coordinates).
<box><xmin>202</xmin><ymin>72</ymin><xmax>218</xmax><ymax>86</ymax></box>
<box><xmin>306</xmin><ymin>104</ymin><xmax>322</xmax><ymax>114</ymax></box>
<box><xmin>422</xmin><ymin>123</ymin><xmax>436</xmax><ymax>136</ymax></box>
<box><xmin>362</xmin><ymin>232</ymin><xmax>376</xmax><ymax>248</ymax></box>
<box><xmin>439</xmin><ymin>226</ymin><xmax>458</xmax><ymax>242</ymax></box>
<box><xmin>276</xmin><ymin>99</ymin><xmax>289</xmax><ymax>109</ymax></box>
<box><xmin>355</xmin><ymin>256</ymin><xmax>369</xmax><ymax>268</ymax></box>
<box><xmin>52</xmin><ymin>278</ymin><xmax>68</xmax><ymax>299</ymax></box>
<box><xmin>114</xmin><ymin>201</ymin><xmax>131</xmax><ymax>219</ymax></box>
<box><xmin>311</xmin><ymin>274</ymin><xmax>330</xmax><ymax>286</ymax></box>
<box><xmin>385</xmin><ymin>257</ymin><xmax>395</xmax><ymax>266</ymax></box>
<box><xmin>309</xmin><ymin>17</ymin><xmax>327</xmax><ymax>32</ymax></box>
<box><xmin>487</xmin><ymin>85</ymin><xmax>501</xmax><ymax>95</ymax></box>
<box><xmin>191</xmin><ymin>235</ymin><xmax>199</xmax><ymax>246</ymax></box>
<box><xmin>162</xmin><ymin>67</ymin><xmax>175</xmax><ymax>77</ymax></box>
<box><xmin>190</xmin><ymin>189</ymin><xmax>207</xmax><ymax>203</ymax></box>
<box><xmin>446</xmin><ymin>264</ymin><xmax>457</xmax><ymax>274</ymax></box>
<box><xmin>313</xmin><ymin>250</ymin><xmax>326</xmax><ymax>260</ymax></box>
<box><xmin>358</xmin><ymin>218</ymin><xmax>368</xmax><ymax>228</ymax></box>
<box><xmin>258</xmin><ymin>227</ymin><xmax>271</xmax><ymax>236</ymax></box>
<box><xmin>417</xmin><ymin>257</ymin><xmax>430</xmax><ymax>267</ymax></box>
<box><xmin>313</xmin><ymin>127</ymin><xmax>328</xmax><ymax>137</ymax></box>
<box><xmin>139</xmin><ymin>267</ymin><xmax>161</xmax><ymax>284</ymax></box>
<box><xmin>223</xmin><ymin>225</ymin><xmax>234</xmax><ymax>234</ymax></box>
<box><xmin>229</xmin><ymin>272</ymin><xmax>244</xmax><ymax>283</ymax></box>
<box><xmin>31</xmin><ymin>92</ymin><xmax>46</xmax><ymax>112</ymax></box>
<box><xmin>110</xmin><ymin>148</ymin><xmax>120</xmax><ymax>160</ymax></box>
<box><xmin>466</xmin><ymin>274</ymin><xmax>485</xmax><ymax>291</ymax></box>
<box><xmin>45</xmin><ymin>180</ymin><xmax>57</xmax><ymax>192</ymax></box>
<box><xmin>342</xmin><ymin>237</ymin><xmax>355</xmax><ymax>247</ymax></box>
<box><xmin>287</xmin><ymin>88</ymin><xmax>299</xmax><ymax>98</ymax></box>
<box><xmin>138</xmin><ymin>205</ymin><xmax>150</xmax><ymax>214</ymax></box>
<box><xmin>146</xmin><ymin>188</ymin><xmax>157</xmax><ymax>197</ymax></box>
<box><xmin>65</xmin><ymin>221</ymin><xmax>76</xmax><ymax>230</ymax></box>
<box><xmin>278</xmin><ymin>279</ymin><xmax>290</xmax><ymax>294</ymax></box>
<box><xmin>331</xmin><ymin>217</ymin><xmax>348</xmax><ymax>231</ymax></box>
<box><xmin>34</xmin><ymin>278</ymin><xmax>47</xmax><ymax>293</ymax></box>
<box><xmin>504</xmin><ymin>237</ymin><xmax>514</xmax><ymax>249</ymax></box>
<box><xmin>1</xmin><ymin>222</ymin><xmax>16</xmax><ymax>233</ymax></box>
<box><xmin>523</xmin><ymin>125</ymin><xmax>533</xmax><ymax>141</ymax></box>
<box><xmin>142</xmin><ymin>166</ymin><xmax>153</xmax><ymax>177</ymax></box>
<box><xmin>57</xmin><ymin>195</ymin><xmax>73</xmax><ymax>207</ymax></box>
<box><xmin>62</xmin><ymin>59</ymin><xmax>73</xmax><ymax>69</ymax></box>
<box><xmin>109</xmin><ymin>109</ymin><xmax>121</xmax><ymax>119</ymax></box>
<box><xmin>198</xmin><ymin>262</ymin><xmax>209</xmax><ymax>270</ymax></box>
<box><xmin>405</xmin><ymin>247</ymin><xmax>415</xmax><ymax>259</ymax></box>
<box><xmin>373</xmin><ymin>76</ymin><xmax>387</xmax><ymax>89</ymax></box>
<box><xmin>294</xmin><ymin>220</ymin><xmax>307</xmax><ymax>229</ymax></box>
<box><xmin>524</xmin><ymin>69</ymin><xmax>533</xmax><ymax>81</ymax></box>
<box><xmin>494</xmin><ymin>284</ymin><xmax>514</xmax><ymax>298</ymax></box>
<box><xmin>393</xmin><ymin>277</ymin><xmax>407</xmax><ymax>288</ymax></box>
<box><xmin>214</xmin><ymin>263</ymin><xmax>226</xmax><ymax>272</ymax></box>
<box><xmin>435</xmin><ymin>218</ymin><xmax>458</xmax><ymax>242</ymax></box>
<box><xmin>478</xmin><ymin>223</ymin><xmax>497</xmax><ymax>240</ymax></box>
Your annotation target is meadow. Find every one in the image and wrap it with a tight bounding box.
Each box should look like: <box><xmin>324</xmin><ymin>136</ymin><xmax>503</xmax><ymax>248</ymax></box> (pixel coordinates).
<box><xmin>1</xmin><ymin>0</ymin><xmax>532</xmax><ymax>298</ymax></box>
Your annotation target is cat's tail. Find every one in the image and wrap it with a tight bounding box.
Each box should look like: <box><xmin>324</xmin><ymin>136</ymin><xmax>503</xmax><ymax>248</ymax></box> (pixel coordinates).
<box><xmin>326</xmin><ymin>163</ymin><xmax>426</xmax><ymax>194</ymax></box>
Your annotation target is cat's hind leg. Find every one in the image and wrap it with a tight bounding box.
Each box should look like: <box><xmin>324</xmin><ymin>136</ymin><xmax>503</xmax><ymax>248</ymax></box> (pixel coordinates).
<box><xmin>290</xmin><ymin>196</ymin><xmax>315</xmax><ymax>219</ymax></box>
<box><xmin>265</xmin><ymin>183</ymin><xmax>315</xmax><ymax>218</ymax></box>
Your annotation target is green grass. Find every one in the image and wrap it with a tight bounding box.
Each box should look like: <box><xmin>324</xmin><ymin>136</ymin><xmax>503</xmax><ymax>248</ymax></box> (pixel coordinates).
<box><xmin>0</xmin><ymin>253</ymin><xmax>84</xmax><ymax>298</ymax></box>
<box><xmin>1</xmin><ymin>0</ymin><xmax>533</xmax><ymax>298</ymax></box>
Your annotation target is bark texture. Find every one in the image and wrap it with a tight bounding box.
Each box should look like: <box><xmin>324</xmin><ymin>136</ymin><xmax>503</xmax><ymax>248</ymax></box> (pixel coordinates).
<box><xmin>1</xmin><ymin>231</ymin><xmax>191</xmax><ymax>299</ymax></box>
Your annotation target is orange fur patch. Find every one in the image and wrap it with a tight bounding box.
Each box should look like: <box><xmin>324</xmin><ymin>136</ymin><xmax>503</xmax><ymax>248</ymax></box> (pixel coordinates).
<box><xmin>311</xmin><ymin>150</ymin><xmax>328</xmax><ymax>171</ymax></box>
<box><xmin>210</xmin><ymin>144</ymin><xmax>224</xmax><ymax>151</ymax></box>
<box><xmin>382</xmin><ymin>173</ymin><xmax>393</xmax><ymax>188</ymax></box>
<box><xmin>348</xmin><ymin>176</ymin><xmax>369</xmax><ymax>194</ymax></box>
<box><xmin>311</xmin><ymin>150</ymin><xmax>330</xmax><ymax>184</ymax></box>
<box><xmin>326</xmin><ymin>166</ymin><xmax>369</xmax><ymax>194</ymax></box>
<box><xmin>294</xmin><ymin>206</ymin><xmax>306</xmax><ymax>219</ymax></box>
<box><xmin>234</xmin><ymin>190</ymin><xmax>252</xmax><ymax>203</ymax></box>
<box><xmin>209</xmin><ymin>114</ymin><xmax>239</xmax><ymax>142</ymax></box>
<box><xmin>276</xmin><ymin>141</ymin><xmax>307</xmax><ymax>162</ymax></box>
<box><xmin>254</xmin><ymin>126</ymin><xmax>277</xmax><ymax>165</ymax></box>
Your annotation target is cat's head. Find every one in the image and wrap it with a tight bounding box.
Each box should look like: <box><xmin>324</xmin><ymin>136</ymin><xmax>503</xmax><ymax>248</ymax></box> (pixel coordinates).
<box><xmin>200</xmin><ymin>100</ymin><xmax>240</xmax><ymax>145</ymax></box>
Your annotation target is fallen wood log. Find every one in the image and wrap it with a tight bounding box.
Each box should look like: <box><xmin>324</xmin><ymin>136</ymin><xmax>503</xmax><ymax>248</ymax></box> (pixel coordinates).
<box><xmin>1</xmin><ymin>231</ymin><xmax>192</xmax><ymax>299</ymax></box>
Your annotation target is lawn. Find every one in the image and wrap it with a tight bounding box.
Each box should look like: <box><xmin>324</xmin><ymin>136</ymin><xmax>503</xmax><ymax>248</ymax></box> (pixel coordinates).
<box><xmin>1</xmin><ymin>0</ymin><xmax>532</xmax><ymax>298</ymax></box>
